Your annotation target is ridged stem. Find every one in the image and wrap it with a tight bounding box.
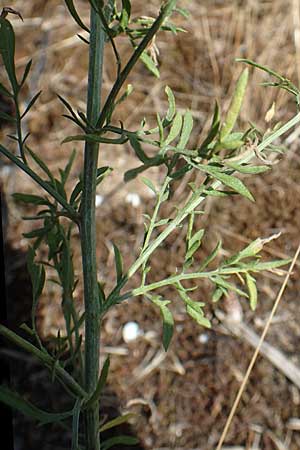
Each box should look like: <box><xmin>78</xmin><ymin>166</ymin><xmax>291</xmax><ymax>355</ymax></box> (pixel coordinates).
<box><xmin>80</xmin><ymin>7</ymin><xmax>105</xmax><ymax>450</ymax></box>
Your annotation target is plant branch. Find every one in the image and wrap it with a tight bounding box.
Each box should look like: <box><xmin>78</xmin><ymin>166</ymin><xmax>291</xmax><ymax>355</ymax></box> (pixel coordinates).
<box><xmin>140</xmin><ymin>175</ymin><xmax>170</xmax><ymax>285</ymax></box>
<box><xmin>126</xmin><ymin>112</ymin><xmax>300</xmax><ymax>279</ymax></box>
<box><xmin>96</xmin><ymin>0</ymin><xmax>178</xmax><ymax>128</ymax></box>
<box><xmin>0</xmin><ymin>144</ymin><xmax>79</xmax><ymax>222</ymax></box>
<box><xmin>0</xmin><ymin>325</ymin><xmax>87</xmax><ymax>399</ymax></box>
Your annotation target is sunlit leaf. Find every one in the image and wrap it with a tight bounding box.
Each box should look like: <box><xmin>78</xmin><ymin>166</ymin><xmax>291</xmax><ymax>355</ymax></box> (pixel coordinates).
<box><xmin>245</xmin><ymin>273</ymin><xmax>257</xmax><ymax>310</ymax></box>
<box><xmin>120</xmin><ymin>0</ymin><xmax>131</xmax><ymax>30</ymax></box>
<box><xmin>220</xmin><ymin>68</ymin><xmax>248</xmax><ymax>141</ymax></box>
<box><xmin>141</xmin><ymin>177</ymin><xmax>157</xmax><ymax>195</ymax></box>
<box><xmin>165</xmin><ymin>112</ymin><xmax>182</xmax><ymax>145</ymax></box>
<box><xmin>198</xmin><ymin>164</ymin><xmax>254</xmax><ymax>201</ymax></box>
<box><xmin>140</xmin><ymin>51</ymin><xmax>160</xmax><ymax>78</ymax></box>
<box><xmin>178</xmin><ymin>110</ymin><xmax>193</xmax><ymax>149</ymax></box>
<box><xmin>99</xmin><ymin>413</ymin><xmax>135</xmax><ymax>433</ymax></box>
<box><xmin>165</xmin><ymin>85</ymin><xmax>176</xmax><ymax>121</ymax></box>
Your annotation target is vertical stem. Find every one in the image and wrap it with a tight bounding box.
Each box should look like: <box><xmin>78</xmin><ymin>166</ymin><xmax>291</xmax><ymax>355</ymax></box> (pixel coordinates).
<box><xmin>80</xmin><ymin>6</ymin><xmax>105</xmax><ymax>450</ymax></box>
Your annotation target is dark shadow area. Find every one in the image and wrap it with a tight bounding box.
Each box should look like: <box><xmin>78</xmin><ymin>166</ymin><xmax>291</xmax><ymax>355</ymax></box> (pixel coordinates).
<box><xmin>1</xmin><ymin>203</ymin><xmax>144</xmax><ymax>450</ymax></box>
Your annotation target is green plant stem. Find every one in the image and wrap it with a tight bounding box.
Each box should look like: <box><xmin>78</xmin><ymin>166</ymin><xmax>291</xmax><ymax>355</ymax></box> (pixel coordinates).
<box><xmin>0</xmin><ymin>325</ymin><xmax>87</xmax><ymax>399</ymax></box>
<box><xmin>96</xmin><ymin>0</ymin><xmax>178</xmax><ymax>128</ymax></box>
<box><xmin>120</xmin><ymin>266</ymin><xmax>262</xmax><ymax>300</ymax></box>
<box><xmin>141</xmin><ymin>176</ymin><xmax>170</xmax><ymax>285</ymax></box>
<box><xmin>80</xmin><ymin>7</ymin><xmax>105</xmax><ymax>450</ymax></box>
<box><xmin>14</xmin><ymin>96</ymin><xmax>27</xmax><ymax>163</ymax></box>
<box><xmin>127</xmin><ymin>112</ymin><xmax>300</xmax><ymax>279</ymax></box>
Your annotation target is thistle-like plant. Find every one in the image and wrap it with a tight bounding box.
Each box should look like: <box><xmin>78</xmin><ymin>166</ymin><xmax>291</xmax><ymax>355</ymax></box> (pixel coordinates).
<box><xmin>0</xmin><ymin>2</ymin><xmax>299</xmax><ymax>449</ymax></box>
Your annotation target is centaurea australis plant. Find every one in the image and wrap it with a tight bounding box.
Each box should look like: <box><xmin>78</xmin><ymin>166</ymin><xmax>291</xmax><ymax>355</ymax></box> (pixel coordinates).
<box><xmin>0</xmin><ymin>1</ymin><xmax>299</xmax><ymax>449</ymax></box>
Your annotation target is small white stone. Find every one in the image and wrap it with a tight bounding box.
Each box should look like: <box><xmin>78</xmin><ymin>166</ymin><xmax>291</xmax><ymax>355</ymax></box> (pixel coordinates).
<box><xmin>198</xmin><ymin>333</ymin><xmax>209</xmax><ymax>344</ymax></box>
<box><xmin>122</xmin><ymin>321</ymin><xmax>141</xmax><ymax>343</ymax></box>
<box><xmin>95</xmin><ymin>194</ymin><xmax>104</xmax><ymax>207</ymax></box>
<box><xmin>125</xmin><ymin>192</ymin><xmax>141</xmax><ymax>208</ymax></box>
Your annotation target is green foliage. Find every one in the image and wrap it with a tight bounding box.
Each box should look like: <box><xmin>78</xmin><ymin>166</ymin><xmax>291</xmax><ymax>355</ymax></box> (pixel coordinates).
<box><xmin>0</xmin><ymin>2</ymin><xmax>299</xmax><ymax>450</ymax></box>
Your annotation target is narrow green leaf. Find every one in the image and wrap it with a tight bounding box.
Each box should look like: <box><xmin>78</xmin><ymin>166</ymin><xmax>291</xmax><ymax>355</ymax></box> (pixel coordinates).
<box><xmin>165</xmin><ymin>112</ymin><xmax>182</xmax><ymax>145</ymax></box>
<box><xmin>199</xmin><ymin>240</ymin><xmax>222</xmax><ymax>270</ymax></box>
<box><xmin>154</xmin><ymin>218</ymin><xmax>171</xmax><ymax>227</ymax></box>
<box><xmin>99</xmin><ymin>413</ymin><xmax>135</xmax><ymax>433</ymax></box>
<box><xmin>85</xmin><ymin>357</ymin><xmax>110</xmax><ymax>409</ymax></box>
<box><xmin>165</xmin><ymin>85</ymin><xmax>176</xmax><ymax>121</ymax></box>
<box><xmin>252</xmin><ymin>259</ymin><xmax>291</xmax><ymax>271</ymax></box>
<box><xmin>178</xmin><ymin>110</ymin><xmax>193</xmax><ymax>149</ymax></box>
<box><xmin>198</xmin><ymin>164</ymin><xmax>254</xmax><ymax>201</ymax></box>
<box><xmin>215</xmin><ymin>139</ymin><xmax>244</xmax><ymax>151</ymax></box>
<box><xmin>186</xmin><ymin>228</ymin><xmax>204</xmax><ymax>261</ymax></box>
<box><xmin>71</xmin><ymin>398</ymin><xmax>81</xmax><ymax>450</ymax></box>
<box><xmin>64</xmin><ymin>0</ymin><xmax>90</xmax><ymax>32</ymax></box>
<box><xmin>120</xmin><ymin>0</ymin><xmax>131</xmax><ymax>30</ymax></box>
<box><xmin>101</xmin><ymin>435</ymin><xmax>139</xmax><ymax>450</ymax></box>
<box><xmin>0</xmin><ymin>18</ymin><xmax>19</xmax><ymax>94</ymax></box>
<box><xmin>141</xmin><ymin>177</ymin><xmax>157</xmax><ymax>195</ymax></box>
<box><xmin>175</xmin><ymin>7</ymin><xmax>190</xmax><ymax>18</ymax></box>
<box><xmin>0</xmin><ymin>82</ymin><xmax>13</xmax><ymax>97</ymax></box>
<box><xmin>60</xmin><ymin>149</ymin><xmax>76</xmax><ymax>186</ymax></box>
<box><xmin>0</xmin><ymin>111</ymin><xmax>15</xmax><ymax>122</ymax></box>
<box><xmin>161</xmin><ymin>303</ymin><xmax>174</xmax><ymax>351</ymax></box>
<box><xmin>26</xmin><ymin>147</ymin><xmax>55</xmax><ymax>183</ymax></box>
<box><xmin>236</xmin><ymin>58</ymin><xmax>286</xmax><ymax>82</ymax></box>
<box><xmin>150</xmin><ymin>296</ymin><xmax>174</xmax><ymax>351</ymax></box>
<box><xmin>128</xmin><ymin>134</ymin><xmax>149</xmax><ymax>163</ymax></box>
<box><xmin>186</xmin><ymin>304</ymin><xmax>211</xmax><ymax>328</ymax></box>
<box><xmin>203</xmin><ymin>188</ymin><xmax>232</xmax><ymax>197</ymax></box>
<box><xmin>212</xmin><ymin>287</ymin><xmax>225</xmax><ymax>303</ymax></box>
<box><xmin>170</xmin><ymin>163</ymin><xmax>191</xmax><ymax>179</ymax></box>
<box><xmin>20</xmin><ymin>59</ymin><xmax>32</xmax><ymax>87</ymax></box>
<box><xmin>224</xmin><ymin>162</ymin><xmax>270</xmax><ymax>174</ymax></box>
<box><xmin>57</xmin><ymin>94</ymin><xmax>84</xmax><ymax>129</ymax></box>
<box><xmin>0</xmin><ymin>385</ymin><xmax>73</xmax><ymax>425</ymax></box>
<box><xmin>157</xmin><ymin>113</ymin><xmax>164</xmax><ymax>143</ymax></box>
<box><xmin>113</xmin><ymin>243</ymin><xmax>123</xmax><ymax>283</ymax></box>
<box><xmin>124</xmin><ymin>165</ymin><xmax>146</xmax><ymax>181</ymax></box>
<box><xmin>199</xmin><ymin>101</ymin><xmax>220</xmax><ymax>154</ymax></box>
<box><xmin>12</xmin><ymin>192</ymin><xmax>50</xmax><ymax>206</ymax></box>
<box><xmin>97</xmin><ymin>166</ymin><xmax>113</xmax><ymax>184</ymax></box>
<box><xmin>212</xmin><ymin>275</ymin><xmax>248</xmax><ymax>298</ymax></box>
<box><xmin>62</xmin><ymin>134</ymin><xmax>128</xmax><ymax>145</ymax></box>
<box><xmin>245</xmin><ymin>273</ymin><xmax>257</xmax><ymax>310</ymax></box>
<box><xmin>225</xmin><ymin>238</ymin><xmax>265</xmax><ymax>265</ymax></box>
<box><xmin>140</xmin><ymin>51</ymin><xmax>160</xmax><ymax>78</ymax></box>
<box><xmin>220</xmin><ymin>68</ymin><xmax>249</xmax><ymax>141</ymax></box>
<box><xmin>115</xmin><ymin>84</ymin><xmax>133</xmax><ymax>107</ymax></box>
<box><xmin>21</xmin><ymin>91</ymin><xmax>42</xmax><ymax>119</ymax></box>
